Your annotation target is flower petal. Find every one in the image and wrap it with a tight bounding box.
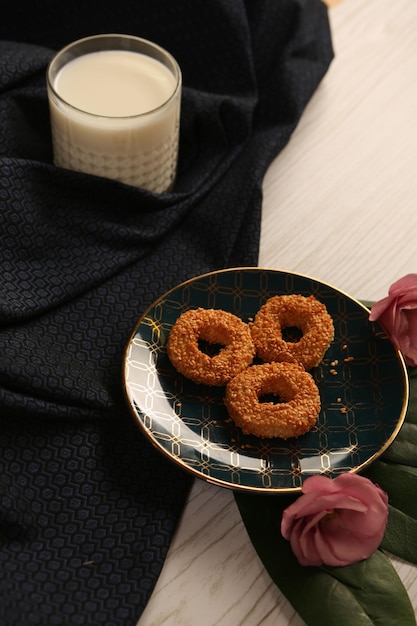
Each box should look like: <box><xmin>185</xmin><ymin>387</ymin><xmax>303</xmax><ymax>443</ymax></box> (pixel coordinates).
<box><xmin>369</xmin><ymin>295</ymin><xmax>395</xmax><ymax>321</ymax></box>
<box><xmin>282</xmin><ymin>492</ymin><xmax>366</xmax><ymax>534</ymax></box>
<box><xmin>280</xmin><ymin>473</ymin><xmax>389</xmax><ymax>567</ymax></box>
<box><xmin>369</xmin><ymin>274</ymin><xmax>417</xmax><ymax>365</ymax></box>
<box><xmin>328</xmin><ymin>511</ymin><xmax>384</xmax><ymax>561</ymax></box>
<box><xmin>313</xmin><ymin>519</ymin><xmax>356</xmax><ymax>566</ymax></box>
<box><xmin>293</xmin><ymin>518</ymin><xmax>324</xmax><ymax>566</ymax></box>
<box><xmin>389</xmin><ymin>273</ymin><xmax>417</xmax><ymax>295</ymax></box>
<box><xmin>315</xmin><ymin>518</ymin><xmax>374</xmax><ymax>566</ymax></box>
<box><xmin>331</xmin><ymin>473</ymin><xmax>387</xmax><ymax>506</ymax></box>
<box><xmin>301</xmin><ymin>475</ymin><xmax>338</xmax><ymax>494</ymax></box>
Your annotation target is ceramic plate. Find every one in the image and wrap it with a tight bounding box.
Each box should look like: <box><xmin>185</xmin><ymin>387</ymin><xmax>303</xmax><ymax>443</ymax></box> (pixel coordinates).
<box><xmin>123</xmin><ymin>268</ymin><xmax>408</xmax><ymax>493</ymax></box>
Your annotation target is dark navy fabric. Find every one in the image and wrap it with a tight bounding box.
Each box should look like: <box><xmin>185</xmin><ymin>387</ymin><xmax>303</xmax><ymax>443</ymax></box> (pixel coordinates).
<box><xmin>0</xmin><ymin>1</ymin><xmax>333</xmax><ymax>624</ymax></box>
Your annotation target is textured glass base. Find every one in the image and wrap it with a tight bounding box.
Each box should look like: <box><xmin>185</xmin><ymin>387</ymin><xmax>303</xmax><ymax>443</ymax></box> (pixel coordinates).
<box><xmin>52</xmin><ymin>125</ymin><xmax>179</xmax><ymax>193</ymax></box>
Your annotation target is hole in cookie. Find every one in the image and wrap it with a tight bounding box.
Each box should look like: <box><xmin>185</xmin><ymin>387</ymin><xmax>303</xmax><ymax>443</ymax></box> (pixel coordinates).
<box><xmin>198</xmin><ymin>339</ymin><xmax>225</xmax><ymax>357</ymax></box>
<box><xmin>259</xmin><ymin>393</ymin><xmax>283</xmax><ymax>404</ymax></box>
<box><xmin>282</xmin><ymin>326</ymin><xmax>303</xmax><ymax>343</ymax></box>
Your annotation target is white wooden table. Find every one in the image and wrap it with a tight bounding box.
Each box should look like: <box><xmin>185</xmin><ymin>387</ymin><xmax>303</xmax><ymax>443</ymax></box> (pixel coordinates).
<box><xmin>138</xmin><ymin>0</ymin><xmax>417</xmax><ymax>623</ymax></box>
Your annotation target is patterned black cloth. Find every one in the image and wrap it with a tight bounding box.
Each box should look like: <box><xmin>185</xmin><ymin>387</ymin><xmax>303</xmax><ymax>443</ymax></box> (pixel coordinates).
<box><xmin>0</xmin><ymin>1</ymin><xmax>333</xmax><ymax>624</ymax></box>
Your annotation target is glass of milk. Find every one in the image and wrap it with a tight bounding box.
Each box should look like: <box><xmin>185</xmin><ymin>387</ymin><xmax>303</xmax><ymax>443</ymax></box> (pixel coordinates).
<box><xmin>47</xmin><ymin>34</ymin><xmax>181</xmax><ymax>193</ymax></box>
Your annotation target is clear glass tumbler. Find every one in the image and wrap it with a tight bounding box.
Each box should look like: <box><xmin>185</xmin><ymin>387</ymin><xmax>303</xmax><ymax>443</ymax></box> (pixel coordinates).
<box><xmin>47</xmin><ymin>34</ymin><xmax>181</xmax><ymax>193</ymax></box>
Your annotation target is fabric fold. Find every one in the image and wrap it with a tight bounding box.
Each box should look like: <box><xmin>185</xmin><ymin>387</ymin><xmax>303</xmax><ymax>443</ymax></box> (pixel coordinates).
<box><xmin>0</xmin><ymin>1</ymin><xmax>333</xmax><ymax>624</ymax></box>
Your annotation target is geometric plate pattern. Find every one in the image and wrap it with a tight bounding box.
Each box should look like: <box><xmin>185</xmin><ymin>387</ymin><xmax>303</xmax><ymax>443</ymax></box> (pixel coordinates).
<box><xmin>123</xmin><ymin>268</ymin><xmax>409</xmax><ymax>493</ymax></box>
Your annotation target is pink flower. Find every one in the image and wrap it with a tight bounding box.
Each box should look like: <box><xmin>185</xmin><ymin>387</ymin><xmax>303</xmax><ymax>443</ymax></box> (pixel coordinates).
<box><xmin>369</xmin><ymin>273</ymin><xmax>417</xmax><ymax>366</ymax></box>
<box><xmin>281</xmin><ymin>473</ymin><xmax>388</xmax><ymax>567</ymax></box>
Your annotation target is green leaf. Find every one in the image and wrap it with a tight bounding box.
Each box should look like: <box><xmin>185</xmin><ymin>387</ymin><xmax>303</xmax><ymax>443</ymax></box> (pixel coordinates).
<box><xmin>360</xmin><ymin>355</ymin><xmax>417</xmax><ymax>563</ymax></box>
<box><xmin>404</xmin><ymin>367</ymin><xmax>417</xmax><ymax>424</ymax></box>
<box><xmin>382</xmin><ymin>422</ymin><xmax>417</xmax><ymax>467</ymax></box>
<box><xmin>235</xmin><ymin>492</ymin><xmax>416</xmax><ymax>626</ymax></box>
<box><xmin>320</xmin><ymin>552</ymin><xmax>415</xmax><ymax>624</ymax></box>
<box><xmin>381</xmin><ymin>505</ymin><xmax>417</xmax><ymax>563</ymax></box>
<box><xmin>362</xmin><ymin>362</ymin><xmax>417</xmax><ymax>563</ymax></box>
<box><xmin>364</xmin><ymin>460</ymin><xmax>417</xmax><ymax>520</ymax></box>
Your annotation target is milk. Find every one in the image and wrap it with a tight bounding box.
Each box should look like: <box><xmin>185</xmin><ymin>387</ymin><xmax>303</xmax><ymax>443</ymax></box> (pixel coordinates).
<box><xmin>54</xmin><ymin>51</ymin><xmax>176</xmax><ymax>117</ymax></box>
<box><xmin>47</xmin><ymin>39</ymin><xmax>181</xmax><ymax>193</ymax></box>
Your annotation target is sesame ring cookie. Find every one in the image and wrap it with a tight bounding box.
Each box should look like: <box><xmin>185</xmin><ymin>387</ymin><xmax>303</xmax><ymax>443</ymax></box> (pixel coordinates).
<box><xmin>250</xmin><ymin>295</ymin><xmax>334</xmax><ymax>370</ymax></box>
<box><xmin>167</xmin><ymin>308</ymin><xmax>256</xmax><ymax>386</ymax></box>
<box><xmin>224</xmin><ymin>362</ymin><xmax>321</xmax><ymax>439</ymax></box>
